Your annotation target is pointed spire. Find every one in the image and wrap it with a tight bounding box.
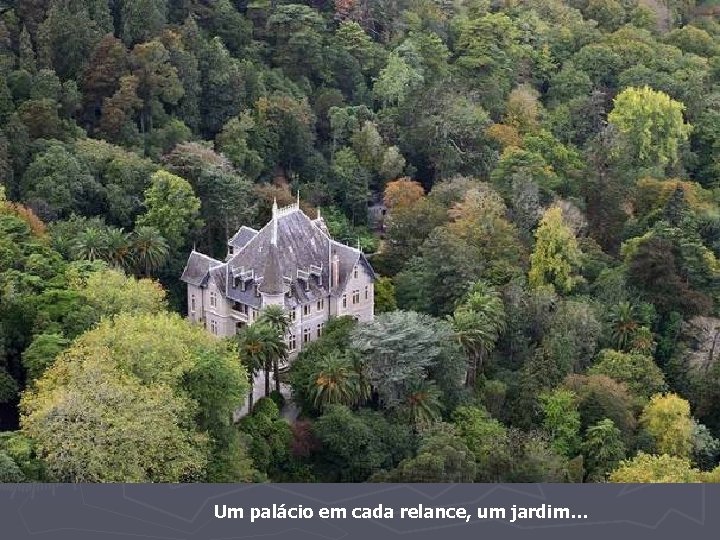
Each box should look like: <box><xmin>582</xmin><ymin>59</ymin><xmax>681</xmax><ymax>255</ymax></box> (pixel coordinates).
<box><xmin>296</xmin><ymin>190</ymin><xmax>300</xmax><ymax>207</ymax></box>
<box><xmin>271</xmin><ymin>197</ymin><xmax>278</xmax><ymax>246</ymax></box>
<box><xmin>317</xmin><ymin>207</ymin><xmax>321</xmax><ymax>220</ymax></box>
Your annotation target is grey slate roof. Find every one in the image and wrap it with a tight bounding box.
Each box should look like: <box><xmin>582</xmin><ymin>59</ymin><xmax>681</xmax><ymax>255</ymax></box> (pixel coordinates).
<box><xmin>181</xmin><ymin>205</ymin><xmax>375</xmax><ymax>307</ymax></box>
<box><xmin>258</xmin><ymin>243</ymin><xmax>286</xmax><ymax>295</ymax></box>
<box><xmin>228</xmin><ymin>226</ymin><xmax>258</xmax><ymax>250</ymax></box>
<box><xmin>180</xmin><ymin>251</ymin><xmax>222</xmax><ymax>286</ymax></box>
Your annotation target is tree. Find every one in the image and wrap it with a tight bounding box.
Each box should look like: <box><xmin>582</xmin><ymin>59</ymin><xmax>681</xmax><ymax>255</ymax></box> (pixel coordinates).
<box><xmin>120</xmin><ymin>0</ymin><xmax>167</xmax><ymax>45</ymax></box>
<box><xmin>21</xmin><ymin>333</ymin><xmax>68</xmax><ymax>383</ymax></box>
<box><xmin>608</xmin><ymin>86</ymin><xmax>692</xmax><ymax>173</ymax></box>
<box><xmin>529</xmin><ymin>206</ymin><xmax>583</xmax><ymax>294</ymax></box>
<box><xmin>589</xmin><ymin>349</ymin><xmax>666</xmax><ymax>401</ymax></box>
<box><xmin>81</xmin><ymin>35</ymin><xmax>130</xmax><ymax>131</ymax></box>
<box><xmin>131</xmin><ymin>226</ymin><xmax>169</xmax><ymax>277</ymax></box>
<box><xmin>215</xmin><ymin>113</ymin><xmax>264</xmax><ymax>179</ymax></box>
<box><xmin>450</xmin><ymin>281</ymin><xmax>506</xmax><ymax>387</ymax></box>
<box><xmin>373</xmin><ymin>50</ymin><xmax>423</xmax><ymax>107</ymax></box>
<box><xmin>582</xmin><ymin>419</ymin><xmax>626</xmax><ymax>482</ymax></box>
<box><xmin>314</xmin><ymin>406</ymin><xmax>414</xmax><ymax>482</ymax></box>
<box><xmin>76</xmin><ymin>268</ymin><xmax>167</xmax><ymax>319</ymax></box>
<box><xmin>625</xmin><ymin>235</ymin><xmax>713</xmax><ymax>317</ymax></box>
<box><xmin>399</xmin><ymin>380</ymin><xmax>443</xmax><ymax>429</ymax></box>
<box><xmin>0</xmin><ymin>451</ymin><xmax>25</xmax><ymax>482</ymax></box>
<box><xmin>236</xmin><ymin>322</ymin><xmax>286</xmax><ymax>405</ymax></box>
<box><xmin>540</xmin><ymin>389</ymin><xmax>581</xmax><ymax>458</ymax></box>
<box><xmin>640</xmin><ymin>393</ymin><xmax>694</xmax><ymax>458</ymax></box>
<box><xmin>258</xmin><ymin>306</ymin><xmax>290</xmax><ymax>394</ymax></box>
<box><xmin>97</xmin><ymin>74</ymin><xmax>143</xmax><ymax>147</ymax></box>
<box><xmin>607</xmin><ymin>301</ymin><xmax>638</xmax><ymax>351</ymax></box>
<box><xmin>20</xmin><ymin>144</ymin><xmax>102</xmax><ymax>221</ymax></box>
<box><xmin>35</xmin><ymin>3</ymin><xmax>103</xmax><ymax>81</ymax></box>
<box><xmin>21</xmin><ymin>312</ymin><xmax>248</xmax><ymax>482</ymax></box>
<box><xmin>452</xmin><ymin>406</ymin><xmax>509</xmax><ymax>482</ymax></box>
<box><xmin>308</xmin><ymin>353</ymin><xmax>364</xmax><ymax>411</ymax></box>
<box><xmin>455</xmin><ymin>13</ymin><xmax>522</xmax><ymax>112</ymax></box>
<box><xmin>374</xmin><ymin>276</ymin><xmax>397</xmax><ymax>313</ymax></box>
<box><xmin>350</xmin><ymin>311</ymin><xmax>462</xmax><ymax>409</ymax></box>
<box><xmin>137</xmin><ymin>171</ymin><xmax>202</xmax><ymax>252</ymax></box>
<box><xmin>609</xmin><ymin>453</ymin><xmax>699</xmax><ymax>483</ymax></box>
<box><xmin>563</xmin><ymin>374</ymin><xmax>637</xmax><ymax>444</ymax></box>
<box><xmin>396</xmin><ymin>186</ymin><xmax>524</xmax><ymax>315</ymax></box>
<box><xmin>267</xmin><ymin>5</ymin><xmax>325</xmax><ymax>83</ymax></box>
<box><xmin>238</xmin><ymin>397</ymin><xmax>291</xmax><ymax>480</ymax></box>
<box><xmin>374</xmin><ymin>425</ymin><xmax>476</xmax><ymax>483</ymax></box>
<box><xmin>383</xmin><ymin>178</ymin><xmax>424</xmax><ymax>211</ymax></box>
<box><xmin>22</xmin><ymin>352</ymin><xmax>207</xmax><ymax>482</ymax></box>
<box><xmin>330</xmin><ymin>147</ymin><xmax>370</xmax><ymax>225</ymax></box>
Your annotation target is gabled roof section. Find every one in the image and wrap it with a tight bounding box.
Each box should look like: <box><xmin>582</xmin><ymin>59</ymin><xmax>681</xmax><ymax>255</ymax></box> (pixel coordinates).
<box><xmin>180</xmin><ymin>251</ymin><xmax>222</xmax><ymax>287</ymax></box>
<box><xmin>330</xmin><ymin>242</ymin><xmax>376</xmax><ymax>294</ymax></box>
<box><xmin>228</xmin><ymin>226</ymin><xmax>258</xmax><ymax>250</ymax></box>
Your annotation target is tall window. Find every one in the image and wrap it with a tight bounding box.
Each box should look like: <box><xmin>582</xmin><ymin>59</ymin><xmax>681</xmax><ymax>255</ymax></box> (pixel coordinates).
<box><xmin>303</xmin><ymin>328</ymin><xmax>311</xmax><ymax>343</ymax></box>
<box><xmin>288</xmin><ymin>334</ymin><xmax>297</xmax><ymax>352</ymax></box>
<box><xmin>353</xmin><ymin>266</ymin><xmax>359</xmax><ymax>279</ymax></box>
<box><xmin>352</xmin><ymin>290</ymin><xmax>360</xmax><ymax>304</ymax></box>
<box><xmin>289</xmin><ymin>308</ymin><xmax>296</xmax><ymax>322</ymax></box>
<box><xmin>303</xmin><ymin>304</ymin><xmax>310</xmax><ymax>316</ymax></box>
<box><xmin>210</xmin><ymin>320</ymin><xmax>218</xmax><ymax>335</ymax></box>
<box><xmin>191</xmin><ymin>295</ymin><xmax>196</xmax><ymax>312</ymax></box>
<box><xmin>316</xmin><ymin>299</ymin><xmax>324</xmax><ymax>311</ymax></box>
<box><xmin>342</xmin><ymin>294</ymin><xmax>347</xmax><ymax>309</ymax></box>
<box><xmin>209</xmin><ymin>291</ymin><xmax>217</xmax><ymax>307</ymax></box>
<box><xmin>364</xmin><ymin>286</ymin><xmax>369</xmax><ymax>300</ymax></box>
<box><xmin>316</xmin><ymin>323</ymin><xmax>323</xmax><ymax>338</ymax></box>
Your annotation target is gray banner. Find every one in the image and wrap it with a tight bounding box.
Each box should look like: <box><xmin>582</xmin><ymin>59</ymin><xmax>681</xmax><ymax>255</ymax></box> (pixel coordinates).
<box><xmin>0</xmin><ymin>483</ymin><xmax>716</xmax><ymax>539</ymax></box>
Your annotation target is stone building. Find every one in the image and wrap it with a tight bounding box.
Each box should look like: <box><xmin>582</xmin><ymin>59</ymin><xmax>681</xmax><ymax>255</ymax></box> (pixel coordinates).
<box><xmin>180</xmin><ymin>199</ymin><xmax>375</xmax><ymax>356</ymax></box>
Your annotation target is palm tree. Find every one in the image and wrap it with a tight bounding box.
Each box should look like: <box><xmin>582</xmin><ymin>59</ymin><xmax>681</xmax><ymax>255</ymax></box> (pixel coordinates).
<box><xmin>630</xmin><ymin>326</ymin><xmax>656</xmax><ymax>355</ymax></box>
<box><xmin>132</xmin><ymin>225</ymin><xmax>169</xmax><ymax>277</ymax></box>
<box><xmin>71</xmin><ymin>226</ymin><xmax>109</xmax><ymax>261</ymax></box>
<box><xmin>450</xmin><ymin>281</ymin><xmax>506</xmax><ymax>388</ymax></box>
<box><xmin>104</xmin><ymin>227</ymin><xmax>133</xmax><ymax>269</ymax></box>
<box><xmin>609</xmin><ymin>301</ymin><xmax>638</xmax><ymax>351</ymax></box>
<box><xmin>401</xmin><ymin>380</ymin><xmax>443</xmax><ymax>430</ymax></box>
<box><xmin>309</xmin><ymin>353</ymin><xmax>363</xmax><ymax>411</ymax></box>
<box><xmin>236</xmin><ymin>322</ymin><xmax>286</xmax><ymax>406</ymax></box>
<box><xmin>236</xmin><ymin>324</ymin><xmax>271</xmax><ymax>411</ymax></box>
<box><xmin>259</xmin><ymin>305</ymin><xmax>290</xmax><ymax>393</ymax></box>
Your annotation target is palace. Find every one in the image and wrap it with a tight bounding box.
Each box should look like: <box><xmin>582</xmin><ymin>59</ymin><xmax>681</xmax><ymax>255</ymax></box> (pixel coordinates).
<box><xmin>180</xmin><ymin>199</ymin><xmax>375</xmax><ymax>355</ymax></box>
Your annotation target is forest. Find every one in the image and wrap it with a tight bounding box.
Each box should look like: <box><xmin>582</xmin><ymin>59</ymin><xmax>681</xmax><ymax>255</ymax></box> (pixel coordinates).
<box><xmin>2</xmin><ymin>0</ymin><xmax>720</xmax><ymax>483</ymax></box>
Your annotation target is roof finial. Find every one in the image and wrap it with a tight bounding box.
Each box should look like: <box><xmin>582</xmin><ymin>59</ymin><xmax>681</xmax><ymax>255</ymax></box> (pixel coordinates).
<box><xmin>296</xmin><ymin>190</ymin><xmax>300</xmax><ymax>207</ymax></box>
<box><xmin>271</xmin><ymin>198</ymin><xmax>278</xmax><ymax>246</ymax></box>
<box><xmin>317</xmin><ymin>206</ymin><xmax>321</xmax><ymax>220</ymax></box>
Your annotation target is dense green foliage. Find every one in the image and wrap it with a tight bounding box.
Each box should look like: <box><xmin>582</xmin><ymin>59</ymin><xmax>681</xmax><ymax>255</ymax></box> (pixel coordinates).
<box><xmin>2</xmin><ymin>0</ymin><xmax>720</xmax><ymax>483</ymax></box>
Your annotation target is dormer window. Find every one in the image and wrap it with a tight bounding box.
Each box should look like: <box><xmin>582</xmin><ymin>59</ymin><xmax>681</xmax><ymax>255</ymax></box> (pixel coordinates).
<box><xmin>353</xmin><ymin>266</ymin><xmax>359</xmax><ymax>279</ymax></box>
<box><xmin>228</xmin><ymin>246</ymin><xmax>234</xmax><ymax>255</ymax></box>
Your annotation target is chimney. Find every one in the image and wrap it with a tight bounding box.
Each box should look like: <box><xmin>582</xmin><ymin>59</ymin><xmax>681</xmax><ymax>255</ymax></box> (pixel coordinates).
<box><xmin>331</xmin><ymin>252</ymin><xmax>339</xmax><ymax>288</ymax></box>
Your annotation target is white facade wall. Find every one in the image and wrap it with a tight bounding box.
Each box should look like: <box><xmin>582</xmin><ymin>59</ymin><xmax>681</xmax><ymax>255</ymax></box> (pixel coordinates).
<box><xmin>336</xmin><ymin>264</ymin><xmax>374</xmax><ymax>322</ymax></box>
<box><xmin>187</xmin><ymin>264</ymin><xmax>374</xmax><ymax>353</ymax></box>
